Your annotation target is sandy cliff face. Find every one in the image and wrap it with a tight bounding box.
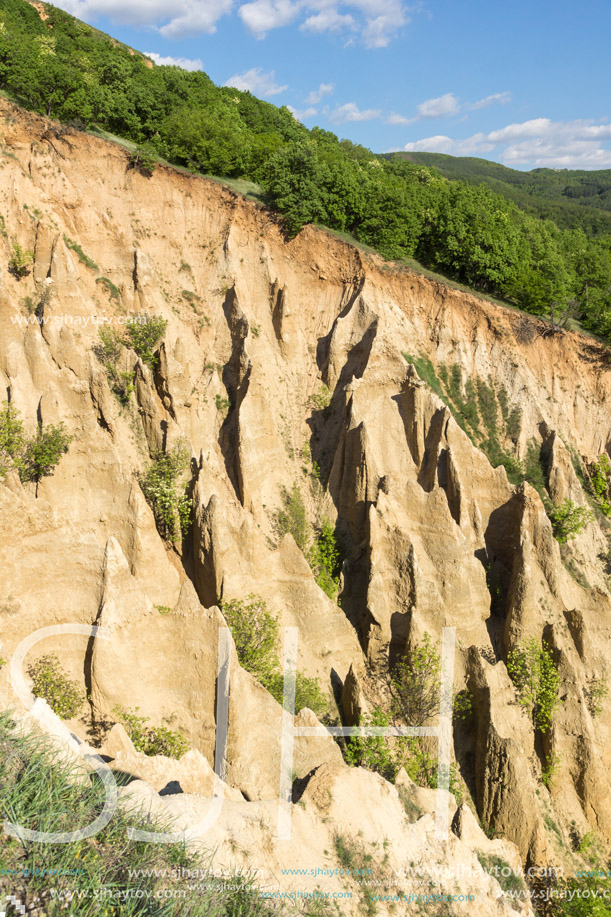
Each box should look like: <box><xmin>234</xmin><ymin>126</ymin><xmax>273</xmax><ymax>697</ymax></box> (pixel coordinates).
<box><xmin>1</xmin><ymin>99</ymin><xmax>610</xmax><ymax>910</ymax></box>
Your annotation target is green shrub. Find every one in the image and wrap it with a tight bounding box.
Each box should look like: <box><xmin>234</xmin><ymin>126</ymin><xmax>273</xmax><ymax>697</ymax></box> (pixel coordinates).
<box><xmin>0</xmin><ymin>400</ymin><xmax>25</xmax><ymax>477</ymax></box>
<box><xmin>94</xmin><ymin>326</ymin><xmax>134</xmax><ymax>405</ymax></box>
<box><xmin>344</xmin><ymin>707</ymin><xmax>402</xmax><ymax>782</ymax></box>
<box><xmin>310</xmin><ymin>383</ymin><xmax>331</xmax><ymax>411</ymax></box>
<box><xmin>27</xmin><ymin>653</ymin><xmax>84</xmax><ymax>719</ymax></box>
<box><xmin>220</xmin><ymin>594</ymin><xmax>327</xmax><ymax>716</ymax></box>
<box><xmin>292</xmin><ymin>673</ymin><xmax>328</xmax><ymax>718</ymax></box>
<box><xmin>585</xmin><ymin>676</ymin><xmax>609</xmax><ymax>717</ymax></box>
<box><xmin>0</xmin><ymin>402</ymin><xmax>71</xmax><ymax>482</ymax></box>
<box><xmin>20</xmin><ymin>422</ymin><xmax>73</xmax><ymax>483</ymax></box>
<box><xmin>125</xmin><ymin>314</ymin><xmax>168</xmax><ymax>369</ymax></box>
<box><xmin>520</xmin><ymin>438</ymin><xmax>547</xmax><ymax>494</ymax></box>
<box><xmin>113</xmin><ymin>707</ymin><xmax>189</xmax><ymax>758</ymax></box>
<box><xmin>8</xmin><ymin>241</ymin><xmax>33</xmax><ymax>279</ymax></box>
<box><xmin>309</xmin><ymin>518</ymin><xmax>341</xmax><ymax>598</ymax></box>
<box><xmin>548</xmin><ymin>498</ymin><xmax>593</xmax><ymax>543</ymax></box>
<box><xmin>139</xmin><ymin>437</ymin><xmax>192</xmax><ymax>543</ymax></box>
<box><xmin>220</xmin><ymin>594</ymin><xmax>280</xmax><ymax>688</ymax></box>
<box><xmin>268</xmin><ymin>671</ymin><xmax>328</xmax><ymax>719</ymax></box>
<box><xmin>215</xmin><ymin>393</ymin><xmax>230</xmax><ymax>417</ymax></box>
<box><xmin>452</xmin><ymin>688</ymin><xmax>474</xmax><ymax>722</ymax></box>
<box><xmin>541</xmin><ymin>751</ymin><xmax>562</xmax><ymax>789</ymax></box>
<box><xmin>588</xmin><ymin>454</ymin><xmax>611</xmax><ymax>516</ymax></box>
<box><xmin>129</xmin><ymin>146</ymin><xmax>157</xmax><ymax>177</ymax></box>
<box><xmin>390</xmin><ymin>632</ymin><xmax>441</xmax><ymax>727</ymax></box>
<box><xmin>63</xmin><ymin>235</ymin><xmax>98</xmax><ymax>270</ymax></box>
<box><xmin>275</xmin><ymin>482</ymin><xmax>310</xmax><ymax>552</ymax></box>
<box><xmin>507</xmin><ymin>638</ymin><xmax>560</xmax><ymax>732</ymax></box>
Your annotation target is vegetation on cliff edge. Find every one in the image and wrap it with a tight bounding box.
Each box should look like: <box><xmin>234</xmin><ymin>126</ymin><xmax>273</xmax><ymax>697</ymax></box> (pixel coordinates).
<box><xmin>1</xmin><ymin>0</ymin><xmax>611</xmax><ymax>339</ymax></box>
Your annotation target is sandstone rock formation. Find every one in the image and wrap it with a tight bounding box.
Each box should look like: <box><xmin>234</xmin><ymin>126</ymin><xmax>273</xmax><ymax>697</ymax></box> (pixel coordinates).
<box><xmin>1</xmin><ymin>99</ymin><xmax>611</xmax><ymax>909</ymax></box>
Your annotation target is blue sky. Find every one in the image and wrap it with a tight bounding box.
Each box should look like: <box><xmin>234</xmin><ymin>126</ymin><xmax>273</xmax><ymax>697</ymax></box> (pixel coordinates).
<box><xmin>54</xmin><ymin>0</ymin><xmax>611</xmax><ymax>170</ymax></box>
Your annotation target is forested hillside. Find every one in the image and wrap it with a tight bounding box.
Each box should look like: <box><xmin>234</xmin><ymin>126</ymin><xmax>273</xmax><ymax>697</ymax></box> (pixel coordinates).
<box><xmin>1</xmin><ymin>0</ymin><xmax>611</xmax><ymax>339</ymax></box>
<box><xmin>389</xmin><ymin>151</ymin><xmax>611</xmax><ymax>236</ymax></box>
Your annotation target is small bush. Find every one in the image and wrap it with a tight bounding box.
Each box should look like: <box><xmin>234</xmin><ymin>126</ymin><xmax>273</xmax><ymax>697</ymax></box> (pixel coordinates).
<box><xmin>585</xmin><ymin>676</ymin><xmax>608</xmax><ymax>717</ymax></box>
<box><xmin>0</xmin><ymin>400</ymin><xmax>25</xmax><ymax>477</ymax></box>
<box><xmin>8</xmin><ymin>241</ymin><xmax>33</xmax><ymax>279</ymax></box>
<box><xmin>268</xmin><ymin>671</ymin><xmax>328</xmax><ymax>718</ymax></box>
<box><xmin>220</xmin><ymin>595</ymin><xmax>280</xmax><ymax>688</ymax></box>
<box><xmin>507</xmin><ymin>638</ymin><xmax>560</xmax><ymax>732</ymax></box>
<box><xmin>113</xmin><ymin>707</ymin><xmax>189</xmax><ymax>758</ymax></box>
<box><xmin>27</xmin><ymin>653</ymin><xmax>84</xmax><ymax>719</ymax></box>
<box><xmin>220</xmin><ymin>594</ymin><xmax>327</xmax><ymax>716</ymax></box>
<box><xmin>390</xmin><ymin>632</ymin><xmax>441</xmax><ymax>727</ymax></box>
<box><xmin>344</xmin><ymin>707</ymin><xmax>402</xmax><ymax>782</ymax></box>
<box><xmin>129</xmin><ymin>146</ymin><xmax>157</xmax><ymax>177</ymax></box>
<box><xmin>63</xmin><ymin>235</ymin><xmax>98</xmax><ymax>270</ymax></box>
<box><xmin>587</xmin><ymin>454</ymin><xmax>611</xmax><ymax>516</ymax></box>
<box><xmin>275</xmin><ymin>482</ymin><xmax>309</xmax><ymax>552</ymax></box>
<box><xmin>125</xmin><ymin>314</ymin><xmax>168</xmax><ymax>368</ymax></box>
<box><xmin>453</xmin><ymin>688</ymin><xmax>474</xmax><ymax>722</ymax></box>
<box><xmin>309</xmin><ymin>518</ymin><xmax>341</xmax><ymax>598</ymax></box>
<box><xmin>0</xmin><ymin>402</ymin><xmax>72</xmax><ymax>482</ymax></box>
<box><xmin>541</xmin><ymin>751</ymin><xmax>562</xmax><ymax>789</ymax></box>
<box><xmin>548</xmin><ymin>498</ymin><xmax>593</xmax><ymax>543</ymax></box>
<box><xmin>310</xmin><ymin>383</ymin><xmax>331</xmax><ymax>411</ymax></box>
<box><xmin>20</xmin><ymin>422</ymin><xmax>73</xmax><ymax>483</ymax></box>
<box><xmin>94</xmin><ymin>326</ymin><xmax>134</xmax><ymax>405</ymax></box>
<box><xmin>521</xmin><ymin>438</ymin><xmax>547</xmax><ymax>494</ymax></box>
<box><xmin>139</xmin><ymin>437</ymin><xmax>192</xmax><ymax>543</ymax></box>
<box><xmin>215</xmin><ymin>394</ymin><xmax>230</xmax><ymax>417</ymax></box>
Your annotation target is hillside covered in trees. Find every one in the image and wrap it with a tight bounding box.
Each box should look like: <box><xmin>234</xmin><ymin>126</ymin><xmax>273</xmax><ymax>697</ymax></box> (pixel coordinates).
<box><xmin>388</xmin><ymin>151</ymin><xmax>611</xmax><ymax>236</ymax></box>
<box><xmin>1</xmin><ymin>0</ymin><xmax>611</xmax><ymax>339</ymax></box>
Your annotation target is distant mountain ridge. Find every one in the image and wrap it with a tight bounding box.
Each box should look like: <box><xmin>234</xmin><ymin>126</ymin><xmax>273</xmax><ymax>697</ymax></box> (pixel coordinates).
<box><xmin>384</xmin><ymin>151</ymin><xmax>611</xmax><ymax>235</ymax></box>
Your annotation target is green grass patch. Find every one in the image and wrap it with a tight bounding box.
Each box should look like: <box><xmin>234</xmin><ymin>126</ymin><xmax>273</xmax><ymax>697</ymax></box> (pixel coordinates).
<box><xmin>0</xmin><ymin>712</ymin><xmax>277</xmax><ymax>915</ymax></box>
<box><xmin>63</xmin><ymin>235</ymin><xmax>98</xmax><ymax>271</ymax></box>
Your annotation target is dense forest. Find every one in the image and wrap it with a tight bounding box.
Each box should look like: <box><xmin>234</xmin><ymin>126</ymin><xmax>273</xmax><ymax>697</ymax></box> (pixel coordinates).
<box><xmin>1</xmin><ymin>0</ymin><xmax>611</xmax><ymax>339</ymax></box>
<box><xmin>390</xmin><ymin>151</ymin><xmax>611</xmax><ymax>236</ymax></box>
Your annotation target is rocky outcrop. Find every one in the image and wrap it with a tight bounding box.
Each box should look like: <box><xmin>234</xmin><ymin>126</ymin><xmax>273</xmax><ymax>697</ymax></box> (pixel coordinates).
<box><xmin>1</xmin><ymin>97</ymin><xmax>611</xmax><ymax>892</ymax></box>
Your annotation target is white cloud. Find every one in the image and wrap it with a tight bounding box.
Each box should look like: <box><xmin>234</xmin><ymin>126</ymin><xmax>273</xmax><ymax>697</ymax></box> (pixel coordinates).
<box><xmin>287</xmin><ymin>105</ymin><xmax>318</xmax><ymax>121</ymax></box>
<box><xmin>416</xmin><ymin>93</ymin><xmax>460</xmax><ymax>119</ymax></box>
<box><xmin>402</xmin><ymin>135</ymin><xmax>454</xmax><ymax>153</ymax></box>
<box><xmin>359</xmin><ymin>0</ymin><xmax>408</xmax><ymax>48</ymax></box>
<box><xmin>145</xmin><ymin>51</ymin><xmax>202</xmax><ymax>70</ymax></box>
<box><xmin>388</xmin><ymin>90</ymin><xmax>510</xmax><ymax>127</ymax></box>
<box><xmin>55</xmin><ymin>0</ymin><xmax>411</xmax><ymax>46</ymax></box>
<box><xmin>398</xmin><ymin>117</ymin><xmax>611</xmax><ymax>169</ymax></box>
<box><xmin>224</xmin><ymin>67</ymin><xmax>288</xmax><ymax>96</ymax></box>
<box><xmin>238</xmin><ymin>0</ymin><xmax>301</xmax><ymax>35</ymax></box>
<box><xmin>386</xmin><ymin>112</ymin><xmax>414</xmax><ymax>125</ymax></box>
<box><xmin>330</xmin><ymin>101</ymin><xmax>381</xmax><ymax>122</ymax></box>
<box><xmin>54</xmin><ymin>0</ymin><xmax>234</xmax><ymax>37</ymax></box>
<box><xmin>238</xmin><ymin>0</ymin><xmax>411</xmax><ymax>45</ymax></box>
<box><xmin>301</xmin><ymin>8</ymin><xmax>356</xmax><ymax>33</ymax></box>
<box><xmin>305</xmin><ymin>82</ymin><xmax>334</xmax><ymax>105</ymax></box>
<box><xmin>469</xmin><ymin>91</ymin><xmax>511</xmax><ymax>110</ymax></box>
